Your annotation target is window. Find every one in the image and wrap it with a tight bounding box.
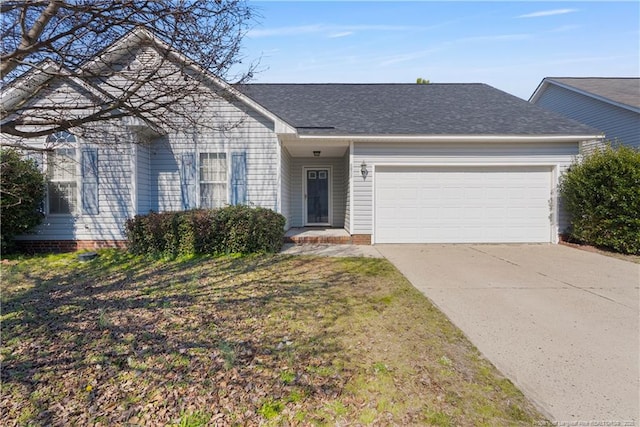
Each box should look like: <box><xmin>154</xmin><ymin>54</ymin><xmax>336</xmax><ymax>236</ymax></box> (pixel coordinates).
<box><xmin>199</xmin><ymin>153</ymin><xmax>227</xmax><ymax>208</ymax></box>
<box><xmin>46</xmin><ymin>132</ymin><xmax>77</xmax><ymax>214</ymax></box>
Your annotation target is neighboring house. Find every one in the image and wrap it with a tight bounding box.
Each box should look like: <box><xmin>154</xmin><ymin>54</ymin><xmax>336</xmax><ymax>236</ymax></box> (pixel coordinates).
<box><xmin>2</xmin><ymin>29</ymin><xmax>603</xmax><ymax>250</ymax></box>
<box><xmin>530</xmin><ymin>77</ymin><xmax>640</xmax><ymax>151</ymax></box>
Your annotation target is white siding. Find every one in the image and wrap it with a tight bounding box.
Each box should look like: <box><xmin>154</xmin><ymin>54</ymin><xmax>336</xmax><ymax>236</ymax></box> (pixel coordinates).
<box><xmin>352</xmin><ymin>141</ymin><xmax>580</xmax><ymax>239</ymax></box>
<box><xmin>535</xmin><ymin>85</ymin><xmax>640</xmax><ymax>150</ymax></box>
<box><xmin>288</xmin><ymin>157</ymin><xmax>346</xmax><ymax>228</ymax></box>
<box><xmin>556</xmin><ymin>163</ymin><xmax>571</xmax><ymax>233</ymax></box>
<box><xmin>343</xmin><ymin>149</ymin><xmax>351</xmax><ymax>233</ymax></box>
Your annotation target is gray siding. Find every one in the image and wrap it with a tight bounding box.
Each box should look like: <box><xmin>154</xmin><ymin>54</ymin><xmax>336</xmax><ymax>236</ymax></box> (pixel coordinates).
<box><xmin>148</xmin><ymin>107</ymin><xmax>279</xmax><ymax>213</ymax></box>
<box><xmin>352</xmin><ymin>140</ymin><xmax>580</xmax><ymax>240</ymax></box>
<box><xmin>136</xmin><ymin>142</ymin><xmax>151</xmax><ymax>214</ymax></box>
<box><xmin>535</xmin><ymin>85</ymin><xmax>640</xmax><ymax>150</ymax></box>
<box><xmin>83</xmin><ymin>142</ymin><xmax>133</xmax><ymax>240</ymax></box>
<box><xmin>14</xmin><ymin>46</ymin><xmax>281</xmax><ymax>242</ymax></box>
<box><xmin>280</xmin><ymin>146</ymin><xmax>293</xmax><ymax>229</ymax></box>
<box><xmin>16</xmin><ymin>137</ymin><xmax>134</xmax><ymax>241</ymax></box>
<box><xmin>11</xmin><ymin>79</ymin><xmax>100</xmax><ymax>125</ymax></box>
<box><xmin>115</xmin><ymin>46</ymin><xmax>280</xmax><ymax>217</ymax></box>
<box><xmin>288</xmin><ymin>157</ymin><xmax>346</xmax><ymax>228</ymax></box>
<box><xmin>149</xmin><ymin>137</ymin><xmax>180</xmax><ymax>211</ymax></box>
<box><xmin>8</xmin><ymin>76</ymin><xmax>136</xmax><ymax>241</ymax></box>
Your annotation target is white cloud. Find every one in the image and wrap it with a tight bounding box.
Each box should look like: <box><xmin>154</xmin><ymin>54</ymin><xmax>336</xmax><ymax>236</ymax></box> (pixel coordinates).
<box><xmin>344</xmin><ymin>24</ymin><xmax>423</xmax><ymax>32</ymax></box>
<box><xmin>379</xmin><ymin>47</ymin><xmax>445</xmax><ymax>66</ymax></box>
<box><xmin>457</xmin><ymin>33</ymin><xmax>532</xmax><ymax>43</ymax></box>
<box><xmin>329</xmin><ymin>31</ymin><xmax>353</xmax><ymax>38</ymax></box>
<box><xmin>247</xmin><ymin>23</ymin><xmax>430</xmax><ymax>39</ymax></box>
<box><xmin>547</xmin><ymin>24</ymin><xmax>581</xmax><ymax>33</ymax></box>
<box><xmin>518</xmin><ymin>9</ymin><xmax>578</xmax><ymax>18</ymax></box>
<box><xmin>379</xmin><ymin>33</ymin><xmax>532</xmax><ymax>67</ymax></box>
<box><xmin>544</xmin><ymin>54</ymin><xmax>636</xmax><ymax>66</ymax></box>
<box><xmin>247</xmin><ymin>25</ymin><xmax>324</xmax><ymax>38</ymax></box>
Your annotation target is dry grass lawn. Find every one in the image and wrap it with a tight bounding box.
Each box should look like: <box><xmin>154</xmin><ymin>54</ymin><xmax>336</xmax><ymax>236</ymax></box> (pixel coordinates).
<box><xmin>1</xmin><ymin>250</ymin><xmax>549</xmax><ymax>426</ymax></box>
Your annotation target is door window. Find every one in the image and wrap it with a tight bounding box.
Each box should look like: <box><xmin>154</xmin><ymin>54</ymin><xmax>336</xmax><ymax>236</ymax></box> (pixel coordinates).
<box><xmin>306</xmin><ymin>169</ymin><xmax>329</xmax><ymax>224</ymax></box>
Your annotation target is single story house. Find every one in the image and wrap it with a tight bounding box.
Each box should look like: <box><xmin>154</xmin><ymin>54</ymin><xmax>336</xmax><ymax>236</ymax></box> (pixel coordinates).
<box><xmin>530</xmin><ymin>77</ymin><xmax>640</xmax><ymax>151</ymax></box>
<box><xmin>3</xmin><ymin>29</ymin><xmax>603</xmax><ymax>250</ymax></box>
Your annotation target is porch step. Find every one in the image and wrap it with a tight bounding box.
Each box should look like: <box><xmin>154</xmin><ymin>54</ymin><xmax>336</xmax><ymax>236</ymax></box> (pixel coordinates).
<box><xmin>284</xmin><ymin>235</ymin><xmax>353</xmax><ymax>245</ymax></box>
<box><xmin>284</xmin><ymin>227</ymin><xmax>354</xmax><ymax>245</ymax></box>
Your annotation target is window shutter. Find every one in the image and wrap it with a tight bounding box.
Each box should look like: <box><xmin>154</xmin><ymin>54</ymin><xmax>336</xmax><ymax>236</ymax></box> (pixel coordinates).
<box><xmin>81</xmin><ymin>147</ymin><xmax>99</xmax><ymax>214</ymax></box>
<box><xmin>230</xmin><ymin>152</ymin><xmax>247</xmax><ymax>205</ymax></box>
<box><xmin>180</xmin><ymin>153</ymin><xmax>196</xmax><ymax>210</ymax></box>
<box><xmin>26</xmin><ymin>152</ymin><xmax>46</xmax><ymax>214</ymax></box>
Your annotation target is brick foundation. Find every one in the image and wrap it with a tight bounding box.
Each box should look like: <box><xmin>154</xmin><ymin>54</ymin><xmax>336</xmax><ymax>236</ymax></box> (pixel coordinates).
<box><xmin>350</xmin><ymin>234</ymin><xmax>372</xmax><ymax>245</ymax></box>
<box><xmin>15</xmin><ymin>240</ymin><xmax>127</xmax><ymax>254</ymax></box>
<box><xmin>284</xmin><ymin>236</ymin><xmax>351</xmax><ymax>245</ymax></box>
<box><xmin>284</xmin><ymin>234</ymin><xmax>371</xmax><ymax>245</ymax></box>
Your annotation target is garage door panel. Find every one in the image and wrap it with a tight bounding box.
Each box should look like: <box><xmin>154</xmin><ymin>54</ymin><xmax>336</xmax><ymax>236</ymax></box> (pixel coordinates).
<box><xmin>375</xmin><ymin>166</ymin><xmax>552</xmax><ymax>243</ymax></box>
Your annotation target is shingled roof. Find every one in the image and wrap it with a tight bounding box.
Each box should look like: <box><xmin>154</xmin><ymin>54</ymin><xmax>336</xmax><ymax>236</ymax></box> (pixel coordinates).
<box><xmin>542</xmin><ymin>78</ymin><xmax>640</xmax><ymax>110</ymax></box>
<box><xmin>240</xmin><ymin>83</ymin><xmax>600</xmax><ymax>137</ymax></box>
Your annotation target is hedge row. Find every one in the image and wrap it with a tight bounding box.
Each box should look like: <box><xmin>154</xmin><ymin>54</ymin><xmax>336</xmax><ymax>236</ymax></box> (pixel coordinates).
<box><xmin>560</xmin><ymin>145</ymin><xmax>640</xmax><ymax>255</ymax></box>
<box><xmin>125</xmin><ymin>205</ymin><xmax>286</xmax><ymax>257</ymax></box>
<box><xmin>0</xmin><ymin>149</ymin><xmax>46</xmax><ymax>253</ymax></box>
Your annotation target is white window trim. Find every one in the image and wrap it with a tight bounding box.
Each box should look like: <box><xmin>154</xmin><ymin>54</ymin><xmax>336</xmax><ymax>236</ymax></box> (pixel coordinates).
<box><xmin>198</xmin><ymin>151</ymin><xmax>229</xmax><ymax>209</ymax></box>
<box><xmin>45</xmin><ymin>135</ymin><xmax>80</xmax><ymax>216</ymax></box>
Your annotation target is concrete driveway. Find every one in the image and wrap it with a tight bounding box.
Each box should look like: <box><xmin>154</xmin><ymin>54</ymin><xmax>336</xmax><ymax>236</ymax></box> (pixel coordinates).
<box><xmin>377</xmin><ymin>244</ymin><xmax>639</xmax><ymax>424</ymax></box>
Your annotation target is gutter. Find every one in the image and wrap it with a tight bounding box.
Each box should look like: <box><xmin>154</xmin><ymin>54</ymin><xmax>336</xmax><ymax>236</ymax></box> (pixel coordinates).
<box><xmin>296</xmin><ymin>134</ymin><xmax>604</xmax><ymax>143</ymax></box>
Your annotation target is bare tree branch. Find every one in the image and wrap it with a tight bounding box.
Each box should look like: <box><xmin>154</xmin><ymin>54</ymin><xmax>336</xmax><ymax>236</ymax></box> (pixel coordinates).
<box><xmin>1</xmin><ymin>0</ymin><xmax>258</xmax><ymax>145</ymax></box>
<box><xmin>1</xmin><ymin>0</ymin><xmax>63</xmax><ymax>78</ymax></box>
<box><xmin>0</xmin><ymin>141</ymin><xmax>53</xmax><ymax>152</ymax></box>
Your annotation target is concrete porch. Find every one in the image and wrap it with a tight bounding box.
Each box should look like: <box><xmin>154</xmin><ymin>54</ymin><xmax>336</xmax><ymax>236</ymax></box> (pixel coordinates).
<box><xmin>284</xmin><ymin>228</ymin><xmax>355</xmax><ymax>245</ymax></box>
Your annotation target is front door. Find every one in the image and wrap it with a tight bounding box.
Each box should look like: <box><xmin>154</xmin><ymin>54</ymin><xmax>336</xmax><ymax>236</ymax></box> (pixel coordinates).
<box><xmin>305</xmin><ymin>168</ymin><xmax>330</xmax><ymax>225</ymax></box>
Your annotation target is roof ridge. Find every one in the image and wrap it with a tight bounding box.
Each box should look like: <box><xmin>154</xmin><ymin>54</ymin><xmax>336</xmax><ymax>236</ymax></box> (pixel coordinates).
<box><xmin>242</xmin><ymin>82</ymin><xmax>601</xmax><ymax>137</ymax></box>
<box><xmin>241</xmin><ymin>82</ymin><xmax>487</xmax><ymax>86</ymax></box>
<box><xmin>548</xmin><ymin>77</ymin><xmax>640</xmax><ymax>80</ymax></box>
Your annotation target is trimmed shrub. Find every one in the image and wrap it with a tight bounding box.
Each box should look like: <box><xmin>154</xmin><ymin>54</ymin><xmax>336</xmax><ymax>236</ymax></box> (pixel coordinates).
<box><xmin>1</xmin><ymin>149</ymin><xmax>46</xmax><ymax>253</ymax></box>
<box><xmin>559</xmin><ymin>145</ymin><xmax>640</xmax><ymax>254</ymax></box>
<box><xmin>124</xmin><ymin>206</ymin><xmax>285</xmax><ymax>257</ymax></box>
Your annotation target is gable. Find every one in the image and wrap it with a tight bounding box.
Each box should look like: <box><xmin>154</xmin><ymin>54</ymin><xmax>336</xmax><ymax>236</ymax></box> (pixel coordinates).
<box><xmin>85</xmin><ymin>30</ymin><xmax>295</xmax><ymax>135</ymax></box>
<box><xmin>532</xmin><ymin>82</ymin><xmax>640</xmax><ymax>149</ymax></box>
<box><xmin>2</xmin><ymin>28</ymin><xmax>295</xmax><ymax>139</ymax></box>
<box><xmin>531</xmin><ymin>78</ymin><xmax>640</xmax><ymax>113</ymax></box>
<box><xmin>3</xmin><ymin>76</ymin><xmax>108</xmax><ymax>138</ymax></box>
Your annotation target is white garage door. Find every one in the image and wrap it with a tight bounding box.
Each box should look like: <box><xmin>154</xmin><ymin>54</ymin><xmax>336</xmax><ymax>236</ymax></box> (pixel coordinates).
<box><xmin>374</xmin><ymin>166</ymin><xmax>552</xmax><ymax>243</ymax></box>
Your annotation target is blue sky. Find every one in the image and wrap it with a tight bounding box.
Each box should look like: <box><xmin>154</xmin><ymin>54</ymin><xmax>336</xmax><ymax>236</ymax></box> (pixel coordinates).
<box><xmin>238</xmin><ymin>1</ymin><xmax>639</xmax><ymax>99</ymax></box>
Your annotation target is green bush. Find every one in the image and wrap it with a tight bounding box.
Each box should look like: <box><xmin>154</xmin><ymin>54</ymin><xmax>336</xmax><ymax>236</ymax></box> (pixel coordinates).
<box><xmin>559</xmin><ymin>145</ymin><xmax>640</xmax><ymax>254</ymax></box>
<box><xmin>0</xmin><ymin>149</ymin><xmax>46</xmax><ymax>253</ymax></box>
<box><xmin>124</xmin><ymin>206</ymin><xmax>286</xmax><ymax>257</ymax></box>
